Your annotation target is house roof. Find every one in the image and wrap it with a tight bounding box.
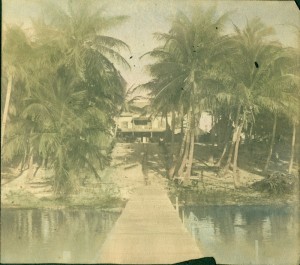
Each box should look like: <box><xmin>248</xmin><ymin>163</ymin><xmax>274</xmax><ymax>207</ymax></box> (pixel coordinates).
<box><xmin>121</xmin><ymin>112</ymin><xmax>133</xmax><ymax>117</ymax></box>
<box><xmin>133</xmin><ymin>101</ymin><xmax>149</xmax><ymax>109</ymax></box>
<box><xmin>132</xmin><ymin>117</ymin><xmax>151</xmax><ymax>121</ymax></box>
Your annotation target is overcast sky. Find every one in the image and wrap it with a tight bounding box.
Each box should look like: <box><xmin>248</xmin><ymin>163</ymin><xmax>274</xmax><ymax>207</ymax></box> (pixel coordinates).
<box><xmin>2</xmin><ymin>0</ymin><xmax>299</xmax><ymax>90</ymax></box>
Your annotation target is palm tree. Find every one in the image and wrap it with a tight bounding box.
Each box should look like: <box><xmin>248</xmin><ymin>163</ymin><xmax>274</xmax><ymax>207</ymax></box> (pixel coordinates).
<box><xmin>257</xmin><ymin>46</ymin><xmax>295</xmax><ymax>172</ymax></box>
<box><xmin>281</xmin><ymin>47</ymin><xmax>300</xmax><ymax>174</ymax></box>
<box><xmin>22</xmin><ymin>74</ymin><xmax>111</xmax><ymax>194</ymax></box>
<box><xmin>220</xmin><ymin>18</ymin><xmax>284</xmax><ymax>187</ymax></box>
<box><xmin>34</xmin><ymin>0</ymin><xmax>131</xmax><ymax>131</ymax></box>
<box><xmin>33</xmin><ymin>0</ymin><xmax>130</xmax><ymax>80</ymax></box>
<box><xmin>1</xmin><ymin>26</ymin><xmax>34</xmax><ymax>148</ymax></box>
<box><xmin>2</xmin><ymin>0</ymin><xmax>130</xmax><ymax>196</ymax></box>
<box><xmin>143</xmin><ymin>7</ymin><xmax>232</xmax><ymax>181</ymax></box>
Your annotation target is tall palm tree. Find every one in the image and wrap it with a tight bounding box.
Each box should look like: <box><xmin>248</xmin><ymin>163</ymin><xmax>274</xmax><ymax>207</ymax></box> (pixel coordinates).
<box><xmin>33</xmin><ymin>0</ymin><xmax>130</xmax><ymax>80</ymax></box>
<box><xmin>220</xmin><ymin>18</ymin><xmax>284</xmax><ymax>187</ymax></box>
<box><xmin>2</xmin><ymin>0</ymin><xmax>130</xmax><ymax>196</ymax></box>
<box><xmin>257</xmin><ymin>46</ymin><xmax>295</xmax><ymax>172</ymax></box>
<box><xmin>143</xmin><ymin>7</ymin><xmax>232</xmax><ymax>181</ymax></box>
<box><xmin>281</xmin><ymin>47</ymin><xmax>300</xmax><ymax>174</ymax></box>
<box><xmin>22</xmin><ymin>72</ymin><xmax>112</xmax><ymax>194</ymax></box>
<box><xmin>34</xmin><ymin>0</ymin><xmax>131</xmax><ymax>128</ymax></box>
<box><xmin>1</xmin><ymin>26</ymin><xmax>34</xmax><ymax>148</ymax></box>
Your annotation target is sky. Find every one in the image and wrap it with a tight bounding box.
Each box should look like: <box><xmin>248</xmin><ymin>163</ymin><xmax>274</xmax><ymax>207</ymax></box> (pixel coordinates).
<box><xmin>2</xmin><ymin>0</ymin><xmax>299</xmax><ymax>91</ymax></box>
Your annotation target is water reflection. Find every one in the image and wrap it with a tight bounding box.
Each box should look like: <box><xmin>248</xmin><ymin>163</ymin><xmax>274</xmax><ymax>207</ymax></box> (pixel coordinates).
<box><xmin>182</xmin><ymin>205</ymin><xmax>299</xmax><ymax>265</ymax></box>
<box><xmin>2</xmin><ymin>206</ymin><xmax>298</xmax><ymax>264</ymax></box>
<box><xmin>1</xmin><ymin>208</ymin><xmax>120</xmax><ymax>263</ymax></box>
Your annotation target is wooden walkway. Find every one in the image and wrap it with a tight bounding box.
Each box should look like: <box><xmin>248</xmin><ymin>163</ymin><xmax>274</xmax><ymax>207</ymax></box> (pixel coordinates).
<box><xmin>99</xmin><ymin>183</ymin><xmax>203</xmax><ymax>264</ymax></box>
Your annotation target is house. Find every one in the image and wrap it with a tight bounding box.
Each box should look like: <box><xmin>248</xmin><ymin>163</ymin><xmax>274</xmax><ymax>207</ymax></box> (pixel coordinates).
<box><xmin>116</xmin><ymin>100</ymin><xmax>213</xmax><ymax>143</ymax></box>
<box><xmin>116</xmin><ymin>101</ymin><xmax>171</xmax><ymax>143</ymax></box>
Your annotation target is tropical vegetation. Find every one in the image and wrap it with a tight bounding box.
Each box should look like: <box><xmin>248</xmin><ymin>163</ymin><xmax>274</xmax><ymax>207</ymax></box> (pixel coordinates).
<box><xmin>2</xmin><ymin>0</ymin><xmax>129</xmax><ymax>196</ymax></box>
<box><xmin>1</xmin><ymin>3</ymin><xmax>299</xmax><ymax>199</ymax></box>
<box><xmin>142</xmin><ymin>7</ymin><xmax>299</xmax><ymax>187</ymax></box>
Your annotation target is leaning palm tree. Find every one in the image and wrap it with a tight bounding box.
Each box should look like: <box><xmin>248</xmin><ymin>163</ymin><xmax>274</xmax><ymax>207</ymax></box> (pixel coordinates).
<box><xmin>142</xmin><ymin>7</ymin><xmax>232</xmax><ymax>181</ymax></box>
<box><xmin>220</xmin><ymin>18</ymin><xmax>285</xmax><ymax>187</ymax></box>
<box><xmin>257</xmin><ymin>46</ymin><xmax>296</xmax><ymax>172</ymax></box>
<box><xmin>3</xmin><ymin>1</ymin><xmax>130</xmax><ymax>196</ymax></box>
<box><xmin>281</xmin><ymin>46</ymin><xmax>300</xmax><ymax>174</ymax></box>
<box><xmin>1</xmin><ymin>26</ymin><xmax>34</xmax><ymax>148</ymax></box>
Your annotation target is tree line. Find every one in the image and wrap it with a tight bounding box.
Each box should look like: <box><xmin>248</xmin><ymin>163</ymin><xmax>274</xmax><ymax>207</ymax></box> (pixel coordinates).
<box><xmin>1</xmin><ymin>3</ymin><xmax>299</xmax><ymax>195</ymax></box>
<box><xmin>1</xmin><ymin>1</ymin><xmax>130</xmax><ymax>195</ymax></box>
<box><xmin>141</xmin><ymin>7</ymin><xmax>299</xmax><ymax>188</ymax></box>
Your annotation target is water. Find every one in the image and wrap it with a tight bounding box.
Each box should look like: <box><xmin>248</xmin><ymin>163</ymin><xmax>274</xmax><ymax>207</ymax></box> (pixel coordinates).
<box><xmin>1</xmin><ymin>208</ymin><xmax>120</xmax><ymax>263</ymax></box>
<box><xmin>1</xmin><ymin>206</ymin><xmax>299</xmax><ymax>264</ymax></box>
<box><xmin>182</xmin><ymin>205</ymin><xmax>299</xmax><ymax>265</ymax></box>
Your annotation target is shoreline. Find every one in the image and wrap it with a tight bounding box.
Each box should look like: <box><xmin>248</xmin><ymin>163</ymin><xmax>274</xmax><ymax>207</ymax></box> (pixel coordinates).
<box><xmin>1</xmin><ymin>143</ymin><xmax>298</xmax><ymax>211</ymax></box>
<box><xmin>1</xmin><ymin>189</ymin><xmax>297</xmax><ymax>210</ymax></box>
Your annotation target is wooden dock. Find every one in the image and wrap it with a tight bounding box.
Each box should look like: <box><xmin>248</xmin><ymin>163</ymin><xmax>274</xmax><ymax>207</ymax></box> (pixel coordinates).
<box><xmin>99</xmin><ymin>183</ymin><xmax>203</xmax><ymax>264</ymax></box>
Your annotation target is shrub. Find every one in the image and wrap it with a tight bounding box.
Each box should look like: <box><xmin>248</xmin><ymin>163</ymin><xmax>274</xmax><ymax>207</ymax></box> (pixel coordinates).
<box><xmin>252</xmin><ymin>171</ymin><xmax>298</xmax><ymax>195</ymax></box>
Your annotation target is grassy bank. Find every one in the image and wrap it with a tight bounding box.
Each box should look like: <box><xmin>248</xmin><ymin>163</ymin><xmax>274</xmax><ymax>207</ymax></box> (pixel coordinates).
<box><xmin>1</xmin><ymin>142</ymin><xmax>298</xmax><ymax>209</ymax></box>
<box><xmin>168</xmin><ymin>184</ymin><xmax>298</xmax><ymax>207</ymax></box>
<box><xmin>1</xmin><ymin>189</ymin><xmax>126</xmax><ymax>210</ymax></box>
<box><xmin>1</xmin><ymin>166</ymin><xmax>126</xmax><ymax>210</ymax></box>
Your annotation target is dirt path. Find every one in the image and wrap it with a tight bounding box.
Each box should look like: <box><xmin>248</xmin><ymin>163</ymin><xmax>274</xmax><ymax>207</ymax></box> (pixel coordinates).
<box><xmin>110</xmin><ymin>143</ymin><xmax>168</xmax><ymax>199</ymax></box>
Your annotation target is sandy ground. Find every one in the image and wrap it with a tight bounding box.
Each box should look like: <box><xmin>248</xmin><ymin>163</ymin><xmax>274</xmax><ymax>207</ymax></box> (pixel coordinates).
<box><xmin>109</xmin><ymin>143</ymin><xmax>168</xmax><ymax>199</ymax></box>
<box><xmin>1</xmin><ymin>143</ymin><xmax>167</xmax><ymax>204</ymax></box>
<box><xmin>1</xmin><ymin>168</ymin><xmax>53</xmax><ymax>204</ymax></box>
<box><xmin>2</xmin><ymin>142</ymin><xmax>294</xmax><ymax>207</ymax></box>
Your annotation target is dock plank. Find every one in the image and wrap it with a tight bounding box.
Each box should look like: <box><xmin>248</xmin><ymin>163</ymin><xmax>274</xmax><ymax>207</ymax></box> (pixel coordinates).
<box><xmin>99</xmin><ymin>184</ymin><xmax>203</xmax><ymax>264</ymax></box>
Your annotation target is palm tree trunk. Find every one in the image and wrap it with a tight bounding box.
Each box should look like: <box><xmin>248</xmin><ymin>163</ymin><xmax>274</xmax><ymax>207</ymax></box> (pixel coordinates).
<box><xmin>223</xmin><ymin>105</ymin><xmax>241</xmax><ymax>173</ymax></box>
<box><xmin>169</xmin><ymin>122</ymin><xmax>188</xmax><ymax>178</ymax></box>
<box><xmin>224</xmin><ymin>139</ymin><xmax>235</xmax><ymax>171</ymax></box>
<box><xmin>177</xmin><ymin>131</ymin><xmax>191</xmax><ymax>178</ymax></box>
<box><xmin>27</xmin><ymin>153</ymin><xmax>34</xmax><ymax>179</ymax></box>
<box><xmin>185</xmin><ymin>130</ymin><xmax>195</xmax><ymax>180</ymax></box>
<box><xmin>84</xmin><ymin>157</ymin><xmax>101</xmax><ymax>180</ymax></box>
<box><xmin>288</xmin><ymin>122</ymin><xmax>296</xmax><ymax>174</ymax></box>
<box><xmin>165</xmin><ymin>112</ymin><xmax>170</xmax><ymax>129</ymax></box>
<box><xmin>208</xmin><ymin>114</ymin><xmax>215</xmax><ymax>164</ymax></box>
<box><xmin>181</xmin><ymin>119</ymin><xmax>184</xmax><ymax>134</ymax></box>
<box><xmin>179</xmin><ymin>122</ymin><xmax>188</xmax><ymax>158</ymax></box>
<box><xmin>171</xmin><ymin>109</ymin><xmax>176</xmax><ymax>152</ymax></box>
<box><xmin>216</xmin><ymin>113</ymin><xmax>232</xmax><ymax>167</ymax></box>
<box><xmin>232</xmin><ymin>119</ymin><xmax>244</xmax><ymax>188</ymax></box>
<box><xmin>176</xmin><ymin>111</ymin><xmax>193</xmax><ymax>178</ymax></box>
<box><xmin>264</xmin><ymin>113</ymin><xmax>277</xmax><ymax>172</ymax></box>
<box><xmin>17</xmin><ymin>160</ymin><xmax>23</xmax><ymax>174</ymax></box>
<box><xmin>33</xmin><ymin>164</ymin><xmax>41</xmax><ymax>177</ymax></box>
<box><xmin>114</xmin><ymin>123</ymin><xmax>118</xmax><ymax>137</ymax></box>
<box><xmin>1</xmin><ymin>70</ymin><xmax>13</xmax><ymax>147</ymax></box>
<box><xmin>216</xmin><ymin>143</ymin><xmax>228</xmax><ymax>167</ymax></box>
<box><xmin>180</xmin><ymin>110</ymin><xmax>184</xmax><ymax>136</ymax></box>
<box><xmin>20</xmin><ymin>148</ymin><xmax>28</xmax><ymax>173</ymax></box>
<box><xmin>42</xmin><ymin>157</ymin><xmax>46</xmax><ymax>169</ymax></box>
<box><xmin>27</xmin><ymin>130</ymin><xmax>35</xmax><ymax>179</ymax></box>
<box><xmin>247</xmin><ymin>122</ymin><xmax>254</xmax><ymax>144</ymax></box>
